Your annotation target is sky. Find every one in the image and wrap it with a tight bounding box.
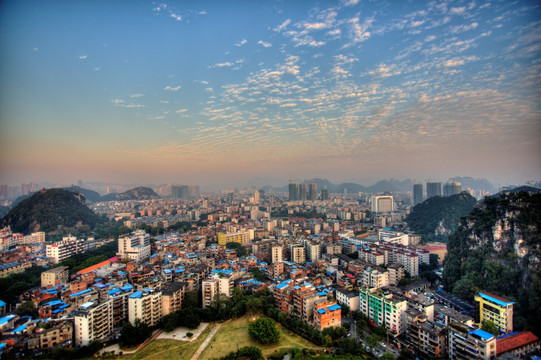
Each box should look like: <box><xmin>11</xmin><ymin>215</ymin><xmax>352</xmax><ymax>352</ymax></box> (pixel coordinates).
<box><xmin>0</xmin><ymin>0</ymin><xmax>540</xmax><ymax>188</ymax></box>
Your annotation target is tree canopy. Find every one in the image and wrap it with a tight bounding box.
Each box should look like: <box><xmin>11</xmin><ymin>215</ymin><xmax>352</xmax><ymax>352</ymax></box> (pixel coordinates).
<box><xmin>248</xmin><ymin>317</ymin><xmax>280</xmax><ymax>345</ymax></box>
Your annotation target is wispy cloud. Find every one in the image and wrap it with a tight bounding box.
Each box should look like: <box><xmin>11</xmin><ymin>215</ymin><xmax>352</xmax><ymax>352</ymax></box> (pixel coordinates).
<box><xmin>258</xmin><ymin>40</ymin><xmax>272</xmax><ymax>48</ymax></box>
<box><xmin>164</xmin><ymin>85</ymin><xmax>181</xmax><ymax>91</ymax></box>
<box><xmin>79</xmin><ymin>55</ymin><xmax>87</xmax><ymax>60</ymax></box>
<box><xmin>235</xmin><ymin>39</ymin><xmax>248</xmax><ymax>47</ymax></box>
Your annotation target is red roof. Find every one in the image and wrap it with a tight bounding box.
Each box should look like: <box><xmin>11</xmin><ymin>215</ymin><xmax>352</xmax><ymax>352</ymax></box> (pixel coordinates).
<box><xmin>497</xmin><ymin>331</ymin><xmax>539</xmax><ymax>355</ymax></box>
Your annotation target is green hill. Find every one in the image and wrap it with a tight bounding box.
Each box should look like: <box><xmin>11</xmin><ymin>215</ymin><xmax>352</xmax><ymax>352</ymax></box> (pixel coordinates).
<box><xmin>405</xmin><ymin>192</ymin><xmax>477</xmax><ymax>242</ymax></box>
<box><xmin>100</xmin><ymin>186</ymin><xmax>160</xmax><ymax>201</ymax></box>
<box><xmin>63</xmin><ymin>185</ymin><xmax>102</xmax><ymax>202</ymax></box>
<box><xmin>442</xmin><ymin>189</ymin><xmax>541</xmax><ymax>335</ymax></box>
<box><xmin>1</xmin><ymin>188</ymin><xmax>105</xmax><ymax>234</ymax></box>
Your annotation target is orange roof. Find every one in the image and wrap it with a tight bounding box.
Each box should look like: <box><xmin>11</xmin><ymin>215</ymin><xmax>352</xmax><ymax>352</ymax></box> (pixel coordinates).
<box><xmin>77</xmin><ymin>256</ymin><xmax>119</xmax><ymax>275</ymax></box>
<box><xmin>497</xmin><ymin>331</ymin><xmax>539</xmax><ymax>355</ymax></box>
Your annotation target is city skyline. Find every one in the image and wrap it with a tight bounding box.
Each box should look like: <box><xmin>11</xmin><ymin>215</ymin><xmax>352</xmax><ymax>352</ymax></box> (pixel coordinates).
<box><xmin>1</xmin><ymin>0</ymin><xmax>540</xmax><ymax>187</ymax></box>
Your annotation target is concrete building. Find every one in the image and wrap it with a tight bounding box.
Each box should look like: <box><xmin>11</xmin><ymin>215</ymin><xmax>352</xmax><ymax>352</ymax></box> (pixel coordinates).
<box><xmin>46</xmin><ymin>236</ymin><xmax>86</xmax><ymax>264</ymax></box>
<box><xmin>335</xmin><ymin>287</ymin><xmax>360</xmax><ymax>312</ymax></box>
<box><xmin>217</xmin><ymin>230</ymin><xmax>250</xmax><ymax>246</ymax></box>
<box><xmin>370</xmin><ymin>196</ymin><xmax>394</xmax><ymax>214</ymax></box>
<box><xmin>359</xmin><ymin>287</ymin><xmax>408</xmax><ymax>336</ymax></box>
<box><xmin>313</xmin><ymin>300</ymin><xmax>341</xmax><ymax>331</ymax></box>
<box><xmin>413</xmin><ymin>183</ymin><xmax>424</xmax><ymax>205</ymax></box>
<box><xmin>117</xmin><ymin>230</ymin><xmax>151</xmax><ymax>263</ymax></box>
<box><xmin>426</xmin><ymin>182</ymin><xmax>442</xmax><ymax>198</ymax></box>
<box><xmin>362</xmin><ymin>268</ymin><xmax>389</xmax><ymax>289</ymax></box>
<box><xmin>74</xmin><ymin>299</ymin><xmax>114</xmax><ymax>347</ymax></box>
<box><xmin>298</xmin><ymin>183</ymin><xmax>307</xmax><ymax>201</ymax></box>
<box><xmin>202</xmin><ymin>269</ymin><xmax>238</xmax><ymax>308</ymax></box>
<box><xmin>444</xmin><ymin>180</ymin><xmax>462</xmax><ymax>197</ymax></box>
<box><xmin>162</xmin><ymin>281</ymin><xmax>187</xmax><ymax>316</ymax></box>
<box><xmin>306</xmin><ymin>242</ymin><xmax>321</xmax><ymax>262</ymax></box>
<box><xmin>289</xmin><ymin>245</ymin><xmax>306</xmax><ymax>264</ymax></box>
<box><xmin>474</xmin><ymin>291</ymin><xmax>514</xmax><ymax>334</ymax></box>
<box><xmin>448</xmin><ymin>326</ymin><xmax>496</xmax><ymax>360</ymax></box>
<box><xmin>128</xmin><ymin>289</ymin><xmax>163</xmax><ymax>327</ymax></box>
<box><xmin>405</xmin><ymin>308</ymin><xmax>447</xmax><ymax>358</ymax></box>
<box><xmin>271</xmin><ymin>245</ymin><xmax>283</xmax><ymax>264</ymax></box>
<box><xmin>308</xmin><ymin>183</ymin><xmax>317</xmax><ymax>201</ymax></box>
<box><xmin>41</xmin><ymin>266</ymin><xmax>69</xmax><ymax>288</ymax></box>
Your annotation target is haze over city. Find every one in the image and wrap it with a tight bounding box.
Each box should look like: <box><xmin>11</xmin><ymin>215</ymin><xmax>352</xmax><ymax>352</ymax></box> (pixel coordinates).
<box><xmin>1</xmin><ymin>0</ymin><xmax>540</xmax><ymax>188</ymax></box>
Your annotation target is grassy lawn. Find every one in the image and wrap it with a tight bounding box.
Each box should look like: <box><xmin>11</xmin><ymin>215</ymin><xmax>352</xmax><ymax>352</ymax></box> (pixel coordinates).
<box><xmin>199</xmin><ymin>316</ymin><xmax>323</xmax><ymax>360</ymax></box>
<box><xmin>118</xmin><ymin>323</ymin><xmax>216</xmax><ymax>360</ymax></box>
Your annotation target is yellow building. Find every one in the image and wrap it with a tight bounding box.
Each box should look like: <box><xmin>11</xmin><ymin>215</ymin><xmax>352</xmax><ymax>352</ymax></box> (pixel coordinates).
<box><xmin>217</xmin><ymin>231</ymin><xmax>249</xmax><ymax>245</ymax></box>
<box><xmin>474</xmin><ymin>291</ymin><xmax>514</xmax><ymax>334</ymax></box>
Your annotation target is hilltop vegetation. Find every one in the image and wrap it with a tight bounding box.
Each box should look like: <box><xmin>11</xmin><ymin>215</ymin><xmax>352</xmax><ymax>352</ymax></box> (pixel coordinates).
<box><xmin>1</xmin><ymin>188</ymin><xmax>105</xmax><ymax>234</ymax></box>
<box><xmin>406</xmin><ymin>192</ymin><xmax>477</xmax><ymax>242</ymax></box>
<box><xmin>100</xmin><ymin>186</ymin><xmax>160</xmax><ymax>201</ymax></box>
<box><xmin>442</xmin><ymin>190</ymin><xmax>541</xmax><ymax>335</ymax></box>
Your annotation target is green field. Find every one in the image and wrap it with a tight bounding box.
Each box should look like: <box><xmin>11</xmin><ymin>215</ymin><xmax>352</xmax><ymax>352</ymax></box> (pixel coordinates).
<box><xmin>199</xmin><ymin>316</ymin><xmax>323</xmax><ymax>360</ymax></box>
<box><xmin>115</xmin><ymin>323</ymin><xmax>216</xmax><ymax>360</ymax></box>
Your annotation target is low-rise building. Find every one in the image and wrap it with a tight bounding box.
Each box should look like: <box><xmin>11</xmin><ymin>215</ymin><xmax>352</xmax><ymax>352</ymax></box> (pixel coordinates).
<box><xmin>41</xmin><ymin>266</ymin><xmax>69</xmax><ymax>288</ymax></box>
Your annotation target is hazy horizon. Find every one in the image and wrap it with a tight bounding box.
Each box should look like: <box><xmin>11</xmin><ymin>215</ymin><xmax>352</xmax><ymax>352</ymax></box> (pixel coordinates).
<box><xmin>1</xmin><ymin>0</ymin><xmax>540</xmax><ymax>187</ymax></box>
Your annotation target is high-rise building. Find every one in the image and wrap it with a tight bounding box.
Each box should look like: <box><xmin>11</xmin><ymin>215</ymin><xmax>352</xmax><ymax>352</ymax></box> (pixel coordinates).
<box><xmin>288</xmin><ymin>183</ymin><xmax>298</xmax><ymax>201</ymax></box>
<box><xmin>413</xmin><ymin>183</ymin><xmax>424</xmax><ymax>205</ymax></box>
<box><xmin>321</xmin><ymin>188</ymin><xmax>329</xmax><ymax>201</ymax></box>
<box><xmin>74</xmin><ymin>299</ymin><xmax>114</xmax><ymax>347</ymax></box>
<box><xmin>271</xmin><ymin>245</ymin><xmax>283</xmax><ymax>263</ymax></box>
<box><xmin>298</xmin><ymin>183</ymin><xmax>307</xmax><ymax>200</ymax></box>
<box><xmin>426</xmin><ymin>182</ymin><xmax>442</xmax><ymax>198</ymax></box>
<box><xmin>370</xmin><ymin>195</ymin><xmax>394</xmax><ymax>214</ymax></box>
<box><xmin>306</xmin><ymin>242</ymin><xmax>321</xmax><ymax>262</ymax></box>
<box><xmin>128</xmin><ymin>289</ymin><xmax>162</xmax><ymax>327</ymax></box>
<box><xmin>444</xmin><ymin>180</ymin><xmax>462</xmax><ymax>196</ymax></box>
<box><xmin>309</xmin><ymin>183</ymin><xmax>317</xmax><ymax>201</ymax></box>
<box><xmin>359</xmin><ymin>287</ymin><xmax>408</xmax><ymax>336</ymax></box>
<box><xmin>117</xmin><ymin>230</ymin><xmax>151</xmax><ymax>263</ymax></box>
<box><xmin>474</xmin><ymin>291</ymin><xmax>514</xmax><ymax>334</ymax></box>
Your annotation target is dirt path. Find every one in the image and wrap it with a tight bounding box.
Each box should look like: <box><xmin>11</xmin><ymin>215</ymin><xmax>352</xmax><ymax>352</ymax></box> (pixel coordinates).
<box><xmin>189</xmin><ymin>323</ymin><xmax>221</xmax><ymax>360</ymax></box>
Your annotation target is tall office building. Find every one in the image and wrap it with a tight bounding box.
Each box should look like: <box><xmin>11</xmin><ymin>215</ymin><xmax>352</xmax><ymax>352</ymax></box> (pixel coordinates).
<box><xmin>413</xmin><ymin>184</ymin><xmax>423</xmax><ymax>205</ymax></box>
<box><xmin>370</xmin><ymin>195</ymin><xmax>394</xmax><ymax>214</ymax></box>
<box><xmin>298</xmin><ymin>183</ymin><xmax>307</xmax><ymax>201</ymax></box>
<box><xmin>426</xmin><ymin>182</ymin><xmax>442</xmax><ymax>199</ymax></box>
<box><xmin>443</xmin><ymin>180</ymin><xmax>462</xmax><ymax>196</ymax></box>
<box><xmin>308</xmin><ymin>183</ymin><xmax>317</xmax><ymax>201</ymax></box>
<box><xmin>288</xmin><ymin>183</ymin><xmax>298</xmax><ymax>201</ymax></box>
<box><xmin>321</xmin><ymin>188</ymin><xmax>329</xmax><ymax>201</ymax></box>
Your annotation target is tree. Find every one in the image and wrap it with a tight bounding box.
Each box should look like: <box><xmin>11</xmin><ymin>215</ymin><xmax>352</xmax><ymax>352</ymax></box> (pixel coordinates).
<box><xmin>380</xmin><ymin>351</ymin><xmax>396</xmax><ymax>360</ymax></box>
<box><xmin>367</xmin><ymin>333</ymin><xmax>382</xmax><ymax>348</ymax></box>
<box><xmin>397</xmin><ymin>349</ymin><xmax>415</xmax><ymax>360</ymax></box>
<box><xmin>481</xmin><ymin>320</ymin><xmax>499</xmax><ymax>336</ymax></box>
<box><xmin>248</xmin><ymin>318</ymin><xmax>280</xmax><ymax>344</ymax></box>
<box><xmin>16</xmin><ymin>301</ymin><xmax>36</xmax><ymax>317</ymax></box>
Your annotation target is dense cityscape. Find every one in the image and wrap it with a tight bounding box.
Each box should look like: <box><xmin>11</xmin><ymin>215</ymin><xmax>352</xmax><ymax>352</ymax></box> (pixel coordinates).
<box><xmin>0</xmin><ymin>178</ymin><xmax>540</xmax><ymax>359</ymax></box>
<box><xmin>1</xmin><ymin>0</ymin><xmax>540</xmax><ymax>359</ymax></box>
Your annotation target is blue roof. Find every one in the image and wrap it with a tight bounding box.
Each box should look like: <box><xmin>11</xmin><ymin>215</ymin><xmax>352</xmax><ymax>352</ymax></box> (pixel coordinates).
<box><xmin>470</xmin><ymin>329</ymin><xmax>495</xmax><ymax>341</ymax></box>
<box><xmin>0</xmin><ymin>343</ymin><xmax>6</xmax><ymax>349</ymax></box>
<box><xmin>46</xmin><ymin>300</ymin><xmax>64</xmax><ymax>307</ymax></box>
<box><xmin>318</xmin><ymin>292</ymin><xmax>327</xmax><ymax>296</ymax></box>
<box><xmin>121</xmin><ymin>284</ymin><xmax>133</xmax><ymax>292</ymax></box>
<box><xmin>164</xmin><ymin>269</ymin><xmax>172</xmax><ymax>274</ymax></box>
<box><xmin>317</xmin><ymin>309</ymin><xmax>326</xmax><ymax>314</ymax></box>
<box><xmin>51</xmin><ymin>309</ymin><xmax>64</xmax><ymax>314</ymax></box>
<box><xmin>0</xmin><ymin>315</ymin><xmax>16</xmax><ymax>325</ymax></box>
<box><xmin>94</xmin><ymin>283</ymin><xmax>107</xmax><ymax>289</ymax></box>
<box><xmin>129</xmin><ymin>291</ymin><xmax>143</xmax><ymax>299</ymax></box>
<box><xmin>328</xmin><ymin>304</ymin><xmax>341</xmax><ymax>311</ymax></box>
<box><xmin>69</xmin><ymin>288</ymin><xmax>92</xmax><ymax>297</ymax></box>
<box><xmin>478</xmin><ymin>292</ymin><xmax>514</xmax><ymax>306</ymax></box>
<box><xmin>108</xmin><ymin>288</ymin><xmax>121</xmax><ymax>296</ymax></box>
<box><xmin>12</xmin><ymin>324</ymin><xmax>28</xmax><ymax>332</ymax></box>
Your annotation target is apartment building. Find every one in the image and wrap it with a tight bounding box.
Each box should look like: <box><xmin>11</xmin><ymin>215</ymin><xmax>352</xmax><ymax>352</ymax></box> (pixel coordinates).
<box><xmin>362</xmin><ymin>268</ymin><xmax>389</xmax><ymax>289</ymax></box>
<box><xmin>359</xmin><ymin>287</ymin><xmax>408</xmax><ymax>336</ymax></box>
<box><xmin>313</xmin><ymin>299</ymin><xmax>341</xmax><ymax>331</ymax></box>
<box><xmin>474</xmin><ymin>291</ymin><xmax>514</xmax><ymax>334</ymax></box>
<box><xmin>289</xmin><ymin>245</ymin><xmax>306</xmax><ymax>264</ymax></box>
<box><xmin>41</xmin><ymin>266</ymin><xmax>69</xmax><ymax>288</ymax></box>
<box><xmin>202</xmin><ymin>269</ymin><xmax>238</xmax><ymax>308</ymax></box>
<box><xmin>106</xmin><ymin>284</ymin><xmax>133</xmax><ymax>326</ymax></box>
<box><xmin>405</xmin><ymin>308</ymin><xmax>448</xmax><ymax>358</ymax></box>
<box><xmin>162</xmin><ymin>281</ymin><xmax>187</xmax><ymax>316</ymax></box>
<box><xmin>38</xmin><ymin>322</ymin><xmax>73</xmax><ymax>350</ymax></box>
<box><xmin>217</xmin><ymin>230</ymin><xmax>250</xmax><ymax>245</ymax></box>
<box><xmin>335</xmin><ymin>287</ymin><xmax>360</xmax><ymax>312</ymax></box>
<box><xmin>117</xmin><ymin>230</ymin><xmax>151</xmax><ymax>263</ymax></box>
<box><xmin>46</xmin><ymin>236</ymin><xmax>87</xmax><ymax>263</ymax></box>
<box><xmin>448</xmin><ymin>326</ymin><xmax>496</xmax><ymax>360</ymax></box>
<box><xmin>128</xmin><ymin>289</ymin><xmax>162</xmax><ymax>327</ymax></box>
<box><xmin>74</xmin><ymin>299</ymin><xmax>114</xmax><ymax>347</ymax></box>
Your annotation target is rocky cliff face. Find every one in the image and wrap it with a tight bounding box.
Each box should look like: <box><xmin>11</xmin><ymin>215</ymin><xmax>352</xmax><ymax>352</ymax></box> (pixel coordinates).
<box><xmin>442</xmin><ymin>188</ymin><xmax>541</xmax><ymax>335</ymax></box>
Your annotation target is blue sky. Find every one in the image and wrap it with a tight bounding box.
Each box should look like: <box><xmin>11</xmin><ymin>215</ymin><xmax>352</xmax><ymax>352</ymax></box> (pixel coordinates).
<box><xmin>0</xmin><ymin>0</ymin><xmax>540</xmax><ymax>187</ymax></box>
